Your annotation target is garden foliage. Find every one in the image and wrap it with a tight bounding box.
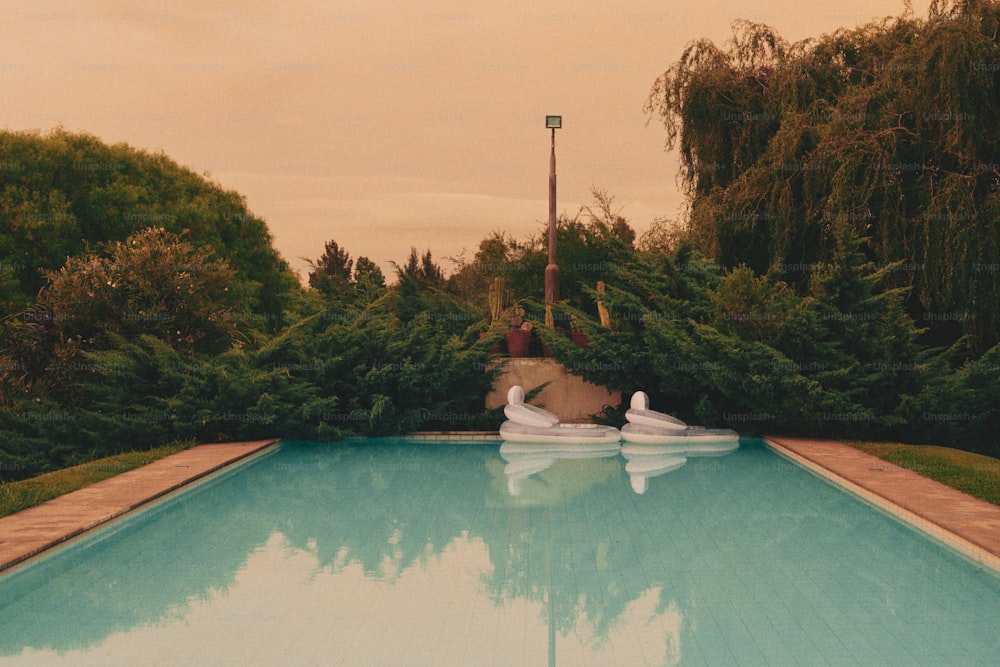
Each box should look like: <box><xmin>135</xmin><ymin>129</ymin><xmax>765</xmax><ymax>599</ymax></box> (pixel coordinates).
<box><xmin>0</xmin><ymin>133</ymin><xmax>499</xmax><ymax>479</ymax></box>
<box><xmin>5</xmin><ymin>3</ymin><xmax>1000</xmax><ymax>480</ymax></box>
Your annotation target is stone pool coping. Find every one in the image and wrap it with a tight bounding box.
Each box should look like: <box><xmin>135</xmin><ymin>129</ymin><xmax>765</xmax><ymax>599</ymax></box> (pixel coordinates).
<box><xmin>766</xmin><ymin>436</ymin><xmax>1000</xmax><ymax>573</ymax></box>
<box><xmin>407</xmin><ymin>431</ymin><xmax>500</xmax><ymax>440</ymax></box>
<box><xmin>0</xmin><ymin>440</ymin><xmax>278</xmax><ymax>573</ymax></box>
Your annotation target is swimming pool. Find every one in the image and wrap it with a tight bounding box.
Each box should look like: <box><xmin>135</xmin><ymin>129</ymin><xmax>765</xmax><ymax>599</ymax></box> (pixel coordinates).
<box><xmin>1</xmin><ymin>439</ymin><xmax>998</xmax><ymax>665</ymax></box>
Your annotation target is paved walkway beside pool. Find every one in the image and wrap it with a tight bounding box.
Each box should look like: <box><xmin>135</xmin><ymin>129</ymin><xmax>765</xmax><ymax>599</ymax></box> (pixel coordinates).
<box><xmin>0</xmin><ymin>440</ymin><xmax>278</xmax><ymax>573</ymax></box>
<box><xmin>767</xmin><ymin>436</ymin><xmax>1000</xmax><ymax>572</ymax></box>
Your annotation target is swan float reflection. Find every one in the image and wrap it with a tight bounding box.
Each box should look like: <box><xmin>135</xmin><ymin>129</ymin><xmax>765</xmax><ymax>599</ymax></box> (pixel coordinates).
<box><xmin>499</xmin><ymin>441</ymin><xmax>621</xmax><ymax>496</ymax></box>
<box><xmin>619</xmin><ymin>391</ymin><xmax>739</xmax><ymax>493</ymax></box>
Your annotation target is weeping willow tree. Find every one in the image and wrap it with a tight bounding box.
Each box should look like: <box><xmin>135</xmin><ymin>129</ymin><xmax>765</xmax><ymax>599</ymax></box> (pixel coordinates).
<box><xmin>647</xmin><ymin>0</ymin><xmax>1000</xmax><ymax>351</ymax></box>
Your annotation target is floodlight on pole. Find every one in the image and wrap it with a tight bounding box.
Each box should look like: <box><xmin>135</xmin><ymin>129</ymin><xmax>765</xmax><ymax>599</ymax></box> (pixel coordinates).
<box><xmin>544</xmin><ymin>116</ymin><xmax>561</xmax><ymax>309</ymax></box>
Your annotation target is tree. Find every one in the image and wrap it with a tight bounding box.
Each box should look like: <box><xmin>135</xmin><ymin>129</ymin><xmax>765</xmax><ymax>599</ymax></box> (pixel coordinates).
<box><xmin>0</xmin><ymin>127</ymin><xmax>301</xmax><ymax>330</ymax></box>
<box><xmin>580</xmin><ymin>188</ymin><xmax>636</xmax><ymax>249</ymax></box>
<box><xmin>646</xmin><ymin>2</ymin><xmax>1000</xmax><ymax>351</ymax></box>
<box><xmin>398</xmin><ymin>247</ymin><xmax>446</xmax><ymax>289</ymax></box>
<box><xmin>352</xmin><ymin>256</ymin><xmax>387</xmax><ymax>304</ymax></box>
<box><xmin>305</xmin><ymin>242</ymin><xmax>387</xmax><ymax>310</ymax></box>
<box><xmin>443</xmin><ymin>190</ymin><xmax>641</xmax><ymax>325</ymax></box>
<box><xmin>1</xmin><ymin>228</ymin><xmax>241</xmax><ymax>402</ymax></box>
<box><xmin>307</xmin><ymin>239</ymin><xmax>353</xmax><ymax>298</ymax></box>
<box><xmin>445</xmin><ymin>232</ymin><xmax>539</xmax><ymax>321</ymax></box>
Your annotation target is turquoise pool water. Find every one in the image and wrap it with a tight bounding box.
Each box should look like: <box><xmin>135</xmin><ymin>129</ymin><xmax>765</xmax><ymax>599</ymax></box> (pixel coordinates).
<box><xmin>1</xmin><ymin>439</ymin><xmax>999</xmax><ymax>666</ymax></box>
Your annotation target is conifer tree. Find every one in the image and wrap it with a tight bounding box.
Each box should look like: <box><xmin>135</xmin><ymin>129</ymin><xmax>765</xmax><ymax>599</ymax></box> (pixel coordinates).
<box><xmin>307</xmin><ymin>239</ymin><xmax>353</xmax><ymax>299</ymax></box>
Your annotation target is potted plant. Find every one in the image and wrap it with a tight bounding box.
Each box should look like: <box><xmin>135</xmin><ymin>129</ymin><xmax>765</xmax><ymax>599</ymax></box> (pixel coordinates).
<box><xmin>569</xmin><ymin>315</ymin><xmax>589</xmax><ymax>349</ymax></box>
<box><xmin>506</xmin><ymin>306</ymin><xmax>532</xmax><ymax>357</ymax></box>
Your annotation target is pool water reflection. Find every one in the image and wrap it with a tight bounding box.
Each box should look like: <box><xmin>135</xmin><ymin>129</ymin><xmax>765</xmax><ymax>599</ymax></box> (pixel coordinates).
<box><xmin>1</xmin><ymin>439</ymin><xmax>998</xmax><ymax>666</ymax></box>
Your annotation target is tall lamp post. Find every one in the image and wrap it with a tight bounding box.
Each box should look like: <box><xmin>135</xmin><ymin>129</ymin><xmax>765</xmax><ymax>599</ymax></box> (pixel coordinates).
<box><xmin>544</xmin><ymin>115</ymin><xmax>561</xmax><ymax>312</ymax></box>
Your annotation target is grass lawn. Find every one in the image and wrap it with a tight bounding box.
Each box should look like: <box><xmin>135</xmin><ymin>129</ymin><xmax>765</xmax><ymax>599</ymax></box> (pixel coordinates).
<box><xmin>846</xmin><ymin>440</ymin><xmax>1000</xmax><ymax>507</ymax></box>
<box><xmin>0</xmin><ymin>440</ymin><xmax>193</xmax><ymax>519</ymax></box>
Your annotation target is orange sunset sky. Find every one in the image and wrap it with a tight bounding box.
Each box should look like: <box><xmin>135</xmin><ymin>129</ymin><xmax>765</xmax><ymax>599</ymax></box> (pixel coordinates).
<box><xmin>3</xmin><ymin>0</ymin><xmax>931</xmax><ymax>279</ymax></box>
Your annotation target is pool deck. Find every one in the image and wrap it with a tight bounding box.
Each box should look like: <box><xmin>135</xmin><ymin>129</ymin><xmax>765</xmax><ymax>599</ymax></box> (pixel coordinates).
<box><xmin>767</xmin><ymin>436</ymin><xmax>1000</xmax><ymax>573</ymax></box>
<box><xmin>0</xmin><ymin>440</ymin><xmax>277</xmax><ymax>573</ymax></box>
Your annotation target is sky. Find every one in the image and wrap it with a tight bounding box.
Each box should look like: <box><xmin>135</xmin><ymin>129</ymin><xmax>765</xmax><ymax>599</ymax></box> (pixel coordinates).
<box><xmin>2</xmin><ymin>0</ymin><xmax>931</xmax><ymax>281</ymax></box>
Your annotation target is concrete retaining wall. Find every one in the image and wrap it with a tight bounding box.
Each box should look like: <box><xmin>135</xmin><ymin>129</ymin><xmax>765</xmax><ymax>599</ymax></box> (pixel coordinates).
<box><xmin>485</xmin><ymin>358</ymin><xmax>621</xmax><ymax>422</ymax></box>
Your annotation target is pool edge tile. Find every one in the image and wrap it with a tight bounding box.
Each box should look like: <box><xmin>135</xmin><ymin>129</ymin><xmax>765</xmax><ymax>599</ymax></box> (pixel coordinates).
<box><xmin>0</xmin><ymin>439</ymin><xmax>280</xmax><ymax>574</ymax></box>
<box><xmin>765</xmin><ymin>436</ymin><xmax>1000</xmax><ymax>575</ymax></box>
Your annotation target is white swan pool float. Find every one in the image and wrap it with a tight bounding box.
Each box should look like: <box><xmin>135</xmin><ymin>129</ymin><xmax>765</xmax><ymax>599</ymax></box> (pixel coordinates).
<box><xmin>620</xmin><ymin>391</ymin><xmax>739</xmax><ymax>451</ymax></box>
<box><xmin>498</xmin><ymin>385</ymin><xmax>622</xmax><ymax>447</ymax></box>
<box><xmin>619</xmin><ymin>391</ymin><xmax>739</xmax><ymax>493</ymax></box>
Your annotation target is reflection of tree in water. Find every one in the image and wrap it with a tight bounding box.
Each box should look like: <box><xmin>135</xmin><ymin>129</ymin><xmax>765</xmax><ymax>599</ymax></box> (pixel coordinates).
<box><xmin>316</xmin><ymin>443</ymin><xmax>698</xmax><ymax>660</ymax></box>
<box><xmin>0</xmin><ymin>450</ymin><xmax>282</xmax><ymax>654</ymax></box>
<box><xmin>11</xmin><ymin>440</ymin><xmax>987</xmax><ymax>663</ymax></box>
<box><xmin>480</xmin><ymin>452</ymin><xmax>667</xmax><ymax>646</ymax></box>
<box><xmin>280</xmin><ymin>441</ymin><xmax>677</xmax><ymax>651</ymax></box>
<box><xmin>0</xmin><ymin>440</ymin><xmax>692</xmax><ymax>657</ymax></box>
<box><xmin>214</xmin><ymin>441</ymin><xmax>1000</xmax><ymax>664</ymax></box>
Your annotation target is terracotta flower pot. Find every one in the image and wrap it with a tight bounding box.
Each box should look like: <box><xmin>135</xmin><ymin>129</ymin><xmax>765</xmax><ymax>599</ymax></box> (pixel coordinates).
<box><xmin>506</xmin><ymin>328</ymin><xmax>531</xmax><ymax>357</ymax></box>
